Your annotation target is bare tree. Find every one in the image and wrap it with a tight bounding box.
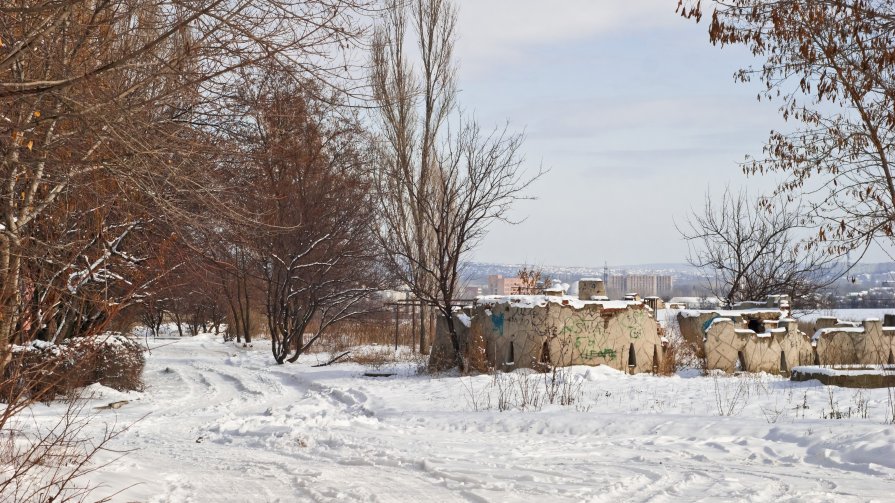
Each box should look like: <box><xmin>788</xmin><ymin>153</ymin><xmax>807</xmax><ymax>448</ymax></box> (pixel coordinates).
<box><xmin>371</xmin><ymin>0</ymin><xmax>539</xmax><ymax>369</ymax></box>
<box><xmin>678</xmin><ymin>0</ymin><xmax>895</xmax><ymax>259</ymax></box>
<box><xmin>234</xmin><ymin>71</ymin><xmax>380</xmax><ymax>364</ymax></box>
<box><xmin>378</xmin><ymin>120</ymin><xmax>535</xmax><ymax>370</ymax></box>
<box><xmin>679</xmin><ymin>187</ymin><xmax>839</xmax><ymax>306</ymax></box>
<box><xmin>370</xmin><ymin>0</ymin><xmax>457</xmax><ymax>354</ymax></box>
<box><xmin>0</xmin><ymin>0</ymin><xmax>372</xmax><ymax>366</ymax></box>
<box><xmin>516</xmin><ymin>266</ymin><xmax>551</xmax><ymax>295</ymax></box>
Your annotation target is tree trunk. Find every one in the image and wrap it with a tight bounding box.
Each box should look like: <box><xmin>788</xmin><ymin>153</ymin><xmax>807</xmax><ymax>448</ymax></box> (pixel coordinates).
<box><xmin>173</xmin><ymin>311</ymin><xmax>184</xmax><ymax>337</ymax></box>
<box><xmin>419</xmin><ymin>304</ymin><xmax>428</xmax><ymax>354</ymax></box>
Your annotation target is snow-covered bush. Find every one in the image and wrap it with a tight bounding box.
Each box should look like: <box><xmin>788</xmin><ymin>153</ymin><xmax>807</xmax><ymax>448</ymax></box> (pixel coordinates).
<box><xmin>3</xmin><ymin>335</ymin><xmax>145</xmax><ymax>401</ymax></box>
<box><xmin>65</xmin><ymin>334</ymin><xmax>145</xmax><ymax>392</ymax></box>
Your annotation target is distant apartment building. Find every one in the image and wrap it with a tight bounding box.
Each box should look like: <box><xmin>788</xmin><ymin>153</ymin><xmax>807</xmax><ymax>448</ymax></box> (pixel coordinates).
<box><xmin>606</xmin><ymin>274</ymin><xmax>674</xmax><ymax>299</ymax></box>
<box><xmin>656</xmin><ymin>275</ymin><xmax>673</xmax><ymax>297</ymax></box>
<box><xmin>625</xmin><ymin>275</ymin><xmax>657</xmax><ymax>298</ymax></box>
<box><xmin>606</xmin><ymin>275</ymin><xmax>627</xmax><ymax>298</ymax></box>
<box><xmin>487</xmin><ymin>274</ymin><xmax>527</xmax><ymax>295</ymax></box>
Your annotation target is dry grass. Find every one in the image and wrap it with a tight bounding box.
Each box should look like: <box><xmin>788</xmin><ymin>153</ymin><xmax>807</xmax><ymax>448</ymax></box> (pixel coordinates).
<box><xmin>223</xmin><ymin>309</ymin><xmax>271</xmax><ymax>342</ymax></box>
<box><xmin>313</xmin><ymin>315</ymin><xmax>419</xmax><ymax>355</ymax></box>
<box><xmin>663</xmin><ymin>315</ymin><xmax>706</xmax><ymax>374</ymax></box>
<box><xmin>465</xmin><ymin>324</ymin><xmax>492</xmax><ymax>374</ymax></box>
<box><xmin>346</xmin><ymin>346</ymin><xmax>395</xmax><ymax>366</ymax></box>
<box><xmin>657</xmin><ymin>341</ymin><xmax>677</xmax><ymax>376</ymax></box>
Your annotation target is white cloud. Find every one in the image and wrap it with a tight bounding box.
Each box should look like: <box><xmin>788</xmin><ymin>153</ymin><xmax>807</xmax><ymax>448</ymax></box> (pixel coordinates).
<box><xmin>455</xmin><ymin>0</ymin><xmax>676</xmax><ymax>75</ymax></box>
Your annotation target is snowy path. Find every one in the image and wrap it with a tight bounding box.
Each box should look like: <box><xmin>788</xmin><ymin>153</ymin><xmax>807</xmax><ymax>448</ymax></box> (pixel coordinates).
<box><xmin>22</xmin><ymin>334</ymin><xmax>895</xmax><ymax>502</ymax></box>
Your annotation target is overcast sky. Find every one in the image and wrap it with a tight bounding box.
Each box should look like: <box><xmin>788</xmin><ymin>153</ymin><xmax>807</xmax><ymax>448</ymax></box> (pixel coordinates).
<box><xmin>451</xmin><ymin>0</ymin><xmax>796</xmax><ymax>267</ymax></box>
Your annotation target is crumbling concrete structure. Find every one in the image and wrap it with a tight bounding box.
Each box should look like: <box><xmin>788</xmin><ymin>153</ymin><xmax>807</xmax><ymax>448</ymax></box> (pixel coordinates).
<box><xmin>704</xmin><ymin>317</ymin><xmax>813</xmax><ymax>374</ymax></box>
<box><xmin>813</xmin><ymin>319</ymin><xmax>895</xmax><ymax>365</ymax></box>
<box><xmin>676</xmin><ymin>296</ymin><xmax>895</xmax><ymax>372</ymax></box>
<box><xmin>677</xmin><ymin>307</ymin><xmax>785</xmax><ymax>354</ymax></box>
<box><xmin>577</xmin><ymin>278</ymin><xmax>607</xmax><ymax>300</ymax></box>
<box><xmin>430</xmin><ymin>282</ymin><xmax>663</xmax><ymax>373</ymax></box>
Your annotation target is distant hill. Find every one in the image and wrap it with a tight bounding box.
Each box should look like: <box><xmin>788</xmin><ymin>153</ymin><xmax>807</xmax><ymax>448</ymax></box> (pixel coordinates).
<box><xmin>462</xmin><ymin>261</ymin><xmax>895</xmax><ymax>287</ymax></box>
<box><xmin>461</xmin><ymin>262</ymin><xmax>701</xmax><ymax>284</ymax></box>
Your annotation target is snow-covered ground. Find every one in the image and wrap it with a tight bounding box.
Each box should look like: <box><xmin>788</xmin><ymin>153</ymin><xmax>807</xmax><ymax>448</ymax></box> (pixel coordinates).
<box><xmin>793</xmin><ymin>309</ymin><xmax>895</xmax><ymax>323</ymax></box>
<box><xmin>15</xmin><ymin>333</ymin><xmax>895</xmax><ymax>502</ymax></box>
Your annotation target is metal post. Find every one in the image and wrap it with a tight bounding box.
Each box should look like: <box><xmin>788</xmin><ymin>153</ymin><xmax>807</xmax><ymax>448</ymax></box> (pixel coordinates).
<box><xmin>411</xmin><ymin>302</ymin><xmax>417</xmax><ymax>354</ymax></box>
<box><xmin>394</xmin><ymin>303</ymin><xmax>399</xmax><ymax>351</ymax></box>
<box><xmin>427</xmin><ymin>306</ymin><xmax>435</xmax><ymax>355</ymax></box>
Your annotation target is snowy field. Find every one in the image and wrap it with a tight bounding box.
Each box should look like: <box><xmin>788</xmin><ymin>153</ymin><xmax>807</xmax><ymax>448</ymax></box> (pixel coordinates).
<box><xmin>15</xmin><ymin>333</ymin><xmax>895</xmax><ymax>502</ymax></box>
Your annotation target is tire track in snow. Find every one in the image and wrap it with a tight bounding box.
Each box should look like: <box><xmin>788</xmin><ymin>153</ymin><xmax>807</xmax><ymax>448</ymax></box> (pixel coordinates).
<box><xmin>68</xmin><ymin>335</ymin><xmax>895</xmax><ymax>502</ymax></box>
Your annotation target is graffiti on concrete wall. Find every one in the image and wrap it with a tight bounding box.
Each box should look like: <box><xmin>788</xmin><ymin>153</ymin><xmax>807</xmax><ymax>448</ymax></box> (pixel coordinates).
<box><xmin>619</xmin><ymin>309</ymin><xmax>646</xmax><ymax>340</ymax></box>
<box><xmin>490</xmin><ymin>312</ymin><xmax>504</xmax><ymax>337</ymax></box>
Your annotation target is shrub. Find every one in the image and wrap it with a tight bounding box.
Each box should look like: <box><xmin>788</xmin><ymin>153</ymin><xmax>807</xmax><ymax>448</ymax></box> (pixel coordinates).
<box><xmin>465</xmin><ymin>325</ymin><xmax>491</xmax><ymax>374</ymax></box>
<box><xmin>663</xmin><ymin>314</ymin><xmax>705</xmax><ymax>373</ymax></box>
<box><xmin>66</xmin><ymin>335</ymin><xmax>146</xmax><ymax>392</ymax></box>
<box><xmin>2</xmin><ymin>335</ymin><xmax>145</xmax><ymax>402</ymax></box>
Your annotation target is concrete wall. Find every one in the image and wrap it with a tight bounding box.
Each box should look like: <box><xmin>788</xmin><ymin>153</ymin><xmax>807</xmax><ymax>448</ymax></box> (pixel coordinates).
<box><xmin>705</xmin><ymin>318</ymin><xmax>812</xmax><ymax>374</ymax></box>
<box><xmin>677</xmin><ymin>312</ymin><xmax>720</xmax><ymax>349</ymax></box>
<box><xmin>431</xmin><ymin>301</ymin><xmax>895</xmax><ymax>374</ymax></box>
<box><xmin>813</xmin><ymin>319</ymin><xmax>895</xmax><ymax>365</ymax></box>
<box><xmin>429</xmin><ymin>313</ymin><xmax>471</xmax><ymax>370</ymax></box>
<box><xmin>701</xmin><ymin>315</ymin><xmax>895</xmax><ymax>373</ymax></box>
<box><xmin>677</xmin><ymin>309</ymin><xmax>784</xmax><ymax>353</ymax></box>
<box><xmin>578</xmin><ymin>279</ymin><xmax>606</xmax><ymax>300</ymax></box>
<box><xmin>431</xmin><ymin>300</ymin><xmax>662</xmax><ymax>374</ymax></box>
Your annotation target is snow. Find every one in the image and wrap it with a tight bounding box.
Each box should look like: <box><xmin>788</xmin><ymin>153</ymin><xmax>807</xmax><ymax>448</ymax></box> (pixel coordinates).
<box><xmin>14</xmin><ymin>333</ymin><xmax>895</xmax><ymax>502</ymax></box>
<box><xmin>456</xmin><ymin>313</ymin><xmax>471</xmax><ymax>328</ymax></box>
<box><xmin>792</xmin><ymin>365</ymin><xmax>895</xmax><ymax>377</ymax></box>
<box><xmin>476</xmin><ymin>294</ymin><xmax>639</xmax><ymax>311</ymax></box>
<box><xmin>680</xmin><ymin>308</ymin><xmax>784</xmax><ymax>319</ymax></box>
<box><xmin>794</xmin><ymin>309</ymin><xmax>895</xmax><ymax>323</ymax></box>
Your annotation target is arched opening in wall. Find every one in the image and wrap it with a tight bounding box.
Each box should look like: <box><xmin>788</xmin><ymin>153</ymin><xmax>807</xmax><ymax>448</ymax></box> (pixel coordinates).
<box><xmin>652</xmin><ymin>345</ymin><xmax>659</xmax><ymax>374</ymax></box>
<box><xmin>736</xmin><ymin>351</ymin><xmax>747</xmax><ymax>372</ymax></box>
<box><xmin>813</xmin><ymin>350</ymin><xmax>820</xmax><ymax>366</ymax></box>
<box><xmin>780</xmin><ymin>351</ymin><xmax>788</xmax><ymax>374</ymax></box>
<box><xmin>540</xmin><ymin>340</ymin><xmax>551</xmax><ymax>366</ymax></box>
<box><xmin>889</xmin><ymin>349</ymin><xmax>894</xmax><ymax>365</ymax></box>
<box><xmin>628</xmin><ymin>343</ymin><xmax>637</xmax><ymax>373</ymax></box>
<box><xmin>507</xmin><ymin>342</ymin><xmax>515</xmax><ymax>365</ymax></box>
<box><xmin>747</xmin><ymin>319</ymin><xmax>763</xmax><ymax>333</ymax></box>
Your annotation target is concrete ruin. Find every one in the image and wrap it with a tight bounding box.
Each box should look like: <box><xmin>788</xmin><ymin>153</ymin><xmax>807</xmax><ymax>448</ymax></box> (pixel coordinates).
<box><xmin>430</xmin><ymin>278</ymin><xmax>664</xmax><ymax>373</ymax></box>
<box><xmin>703</xmin><ymin>317</ymin><xmax>813</xmax><ymax>374</ymax></box>
<box><xmin>812</xmin><ymin>318</ymin><xmax>895</xmax><ymax>366</ymax></box>
<box><xmin>677</xmin><ymin>296</ymin><xmax>895</xmax><ymax>373</ymax></box>
<box><xmin>677</xmin><ymin>308</ymin><xmax>785</xmax><ymax>351</ymax></box>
